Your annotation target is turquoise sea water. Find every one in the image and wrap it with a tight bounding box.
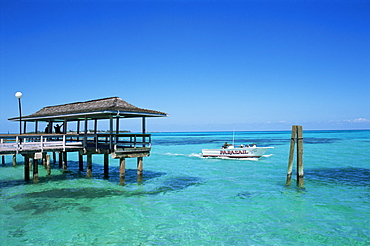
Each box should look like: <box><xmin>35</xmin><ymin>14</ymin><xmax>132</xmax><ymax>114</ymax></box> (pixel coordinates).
<box><xmin>1</xmin><ymin>130</ymin><xmax>369</xmax><ymax>245</ymax></box>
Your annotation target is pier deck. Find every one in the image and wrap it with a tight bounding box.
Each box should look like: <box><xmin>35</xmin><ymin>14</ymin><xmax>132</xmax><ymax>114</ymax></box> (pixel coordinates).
<box><xmin>0</xmin><ymin>133</ymin><xmax>151</xmax><ymax>156</ymax></box>
<box><xmin>1</xmin><ymin>133</ymin><xmax>152</xmax><ymax>182</ymax></box>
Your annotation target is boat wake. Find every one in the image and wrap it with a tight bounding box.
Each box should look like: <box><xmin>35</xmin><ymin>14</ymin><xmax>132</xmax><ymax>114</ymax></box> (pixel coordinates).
<box><xmin>262</xmin><ymin>154</ymin><xmax>273</xmax><ymax>158</ymax></box>
<box><xmin>162</xmin><ymin>153</ymin><xmax>202</xmax><ymax>158</ymax></box>
<box><xmin>190</xmin><ymin>153</ymin><xmax>203</xmax><ymax>158</ymax></box>
<box><xmin>163</xmin><ymin>153</ymin><xmax>185</xmax><ymax>156</ymax></box>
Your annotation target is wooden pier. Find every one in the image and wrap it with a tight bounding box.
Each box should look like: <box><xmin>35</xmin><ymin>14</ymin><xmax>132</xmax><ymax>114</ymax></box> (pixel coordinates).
<box><xmin>2</xmin><ymin>97</ymin><xmax>167</xmax><ymax>183</ymax></box>
<box><xmin>0</xmin><ymin>133</ymin><xmax>151</xmax><ymax>182</ymax></box>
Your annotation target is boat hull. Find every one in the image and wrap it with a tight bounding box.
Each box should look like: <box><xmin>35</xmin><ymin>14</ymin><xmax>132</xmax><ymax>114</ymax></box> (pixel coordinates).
<box><xmin>202</xmin><ymin>147</ymin><xmax>273</xmax><ymax>159</ymax></box>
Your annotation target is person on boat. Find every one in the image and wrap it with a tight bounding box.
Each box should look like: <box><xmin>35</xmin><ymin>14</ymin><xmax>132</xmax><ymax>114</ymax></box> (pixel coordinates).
<box><xmin>222</xmin><ymin>142</ymin><xmax>229</xmax><ymax>149</ymax></box>
<box><xmin>54</xmin><ymin>123</ymin><xmax>64</xmax><ymax>134</ymax></box>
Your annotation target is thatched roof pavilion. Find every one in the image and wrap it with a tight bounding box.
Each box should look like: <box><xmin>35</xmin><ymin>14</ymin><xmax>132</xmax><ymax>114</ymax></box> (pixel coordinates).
<box><xmin>2</xmin><ymin>97</ymin><xmax>167</xmax><ymax>181</ymax></box>
<box><xmin>9</xmin><ymin>97</ymin><xmax>167</xmax><ymax>122</ymax></box>
<box><xmin>8</xmin><ymin>97</ymin><xmax>167</xmax><ymax>134</ymax></box>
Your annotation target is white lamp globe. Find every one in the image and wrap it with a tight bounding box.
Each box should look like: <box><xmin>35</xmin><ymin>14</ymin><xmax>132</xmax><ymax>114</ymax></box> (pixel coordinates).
<box><xmin>15</xmin><ymin>92</ymin><xmax>23</xmax><ymax>99</ymax></box>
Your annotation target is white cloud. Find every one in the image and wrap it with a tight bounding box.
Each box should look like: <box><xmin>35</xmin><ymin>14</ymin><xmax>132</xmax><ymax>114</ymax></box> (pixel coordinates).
<box><xmin>329</xmin><ymin>118</ymin><xmax>370</xmax><ymax>124</ymax></box>
<box><xmin>352</xmin><ymin>118</ymin><xmax>369</xmax><ymax>123</ymax></box>
<box><xmin>342</xmin><ymin>118</ymin><xmax>370</xmax><ymax>123</ymax></box>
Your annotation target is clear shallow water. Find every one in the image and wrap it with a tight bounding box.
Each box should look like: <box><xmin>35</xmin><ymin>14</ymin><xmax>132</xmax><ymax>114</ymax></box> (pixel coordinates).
<box><xmin>1</xmin><ymin>130</ymin><xmax>369</xmax><ymax>245</ymax></box>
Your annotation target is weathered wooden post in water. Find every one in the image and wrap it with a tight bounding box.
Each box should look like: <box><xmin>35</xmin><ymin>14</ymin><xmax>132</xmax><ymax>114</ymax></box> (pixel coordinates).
<box><xmin>24</xmin><ymin>155</ymin><xmax>30</xmax><ymax>180</ymax></box>
<box><xmin>119</xmin><ymin>157</ymin><xmax>126</xmax><ymax>184</ymax></box>
<box><xmin>46</xmin><ymin>154</ymin><xmax>51</xmax><ymax>175</ymax></box>
<box><xmin>286</xmin><ymin>125</ymin><xmax>304</xmax><ymax>187</ymax></box>
<box><xmin>137</xmin><ymin>157</ymin><xmax>143</xmax><ymax>182</ymax></box>
<box><xmin>32</xmin><ymin>157</ymin><xmax>38</xmax><ymax>183</ymax></box>
<box><xmin>104</xmin><ymin>153</ymin><xmax>109</xmax><ymax>177</ymax></box>
<box><xmin>86</xmin><ymin>153</ymin><xmax>93</xmax><ymax>177</ymax></box>
<box><xmin>12</xmin><ymin>154</ymin><xmax>16</xmax><ymax>166</ymax></box>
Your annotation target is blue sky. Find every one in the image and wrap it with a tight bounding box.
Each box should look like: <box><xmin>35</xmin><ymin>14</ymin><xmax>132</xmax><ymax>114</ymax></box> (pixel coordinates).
<box><xmin>1</xmin><ymin>0</ymin><xmax>369</xmax><ymax>132</ymax></box>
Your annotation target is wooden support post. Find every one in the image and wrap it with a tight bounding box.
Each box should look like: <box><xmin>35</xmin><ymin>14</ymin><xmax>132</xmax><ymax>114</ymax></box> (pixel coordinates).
<box><xmin>286</xmin><ymin>125</ymin><xmax>304</xmax><ymax>187</ymax></box>
<box><xmin>116</xmin><ymin>115</ymin><xmax>120</xmax><ymax>135</ymax></box>
<box><xmin>52</xmin><ymin>152</ymin><xmax>56</xmax><ymax>164</ymax></box>
<box><xmin>42</xmin><ymin>152</ymin><xmax>47</xmax><ymax>167</ymax></box>
<box><xmin>109</xmin><ymin>115</ymin><xmax>113</xmax><ymax>150</ymax></box>
<box><xmin>2</xmin><ymin>155</ymin><xmax>5</xmax><ymax>164</ymax></box>
<box><xmin>63</xmin><ymin>119</ymin><xmax>67</xmax><ymax>134</ymax></box>
<box><xmin>84</xmin><ymin>116</ymin><xmax>88</xmax><ymax>148</ymax></box>
<box><xmin>76</xmin><ymin>120</ymin><xmax>79</xmax><ymax>141</ymax></box>
<box><xmin>286</xmin><ymin>125</ymin><xmax>297</xmax><ymax>186</ymax></box>
<box><xmin>12</xmin><ymin>154</ymin><xmax>16</xmax><ymax>166</ymax></box>
<box><xmin>79</xmin><ymin>152</ymin><xmax>84</xmax><ymax>171</ymax></box>
<box><xmin>142</xmin><ymin>117</ymin><xmax>146</xmax><ymax>147</ymax></box>
<box><xmin>33</xmin><ymin>158</ymin><xmax>38</xmax><ymax>183</ymax></box>
<box><xmin>142</xmin><ymin>117</ymin><xmax>146</xmax><ymax>134</ymax></box>
<box><xmin>46</xmin><ymin>154</ymin><xmax>51</xmax><ymax>175</ymax></box>
<box><xmin>58</xmin><ymin>152</ymin><xmax>63</xmax><ymax>168</ymax></box>
<box><xmin>104</xmin><ymin>153</ymin><xmax>109</xmax><ymax>176</ymax></box>
<box><xmin>86</xmin><ymin>153</ymin><xmax>92</xmax><ymax>177</ymax></box>
<box><xmin>24</xmin><ymin>156</ymin><xmax>30</xmax><ymax>180</ymax></box>
<box><xmin>296</xmin><ymin>125</ymin><xmax>304</xmax><ymax>187</ymax></box>
<box><xmin>115</xmin><ymin>116</ymin><xmax>119</xmax><ymax>144</ymax></box>
<box><xmin>119</xmin><ymin>157</ymin><xmax>125</xmax><ymax>184</ymax></box>
<box><xmin>137</xmin><ymin>157</ymin><xmax>143</xmax><ymax>182</ymax></box>
<box><xmin>35</xmin><ymin>120</ymin><xmax>38</xmax><ymax>134</ymax></box>
<box><xmin>137</xmin><ymin>157</ymin><xmax>143</xmax><ymax>174</ymax></box>
<box><xmin>62</xmin><ymin>152</ymin><xmax>67</xmax><ymax>171</ymax></box>
<box><xmin>94</xmin><ymin>119</ymin><xmax>98</xmax><ymax>134</ymax></box>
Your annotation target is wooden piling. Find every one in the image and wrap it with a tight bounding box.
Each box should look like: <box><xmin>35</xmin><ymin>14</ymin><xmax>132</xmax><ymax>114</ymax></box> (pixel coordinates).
<box><xmin>46</xmin><ymin>154</ymin><xmax>51</xmax><ymax>175</ymax></box>
<box><xmin>296</xmin><ymin>125</ymin><xmax>304</xmax><ymax>187</ymax></box>
<box><xmin>29</xmin><ymin>157</ymin><xmax>33</xmax><ymax>171</ymax></box>
<box><xmin>104</xmin><ymin>153</ymin><xmax>109</xmax><ymax>176</ymax></box>
<box><xmin>62</xmin><ymin>152</ymin><xmax>67</xmax><ymax>171</ymax></box>
<box><xmin>24</xmin><ymin>156</ymin><xmax>30</xmax><ymax>180</ymax></box>
<box><xmin>2</xmin><ymin>155</ymin><xmax>4</xmax><ymax>164</ymax></box>
<box><xmin>42</xmin><ymin>152</ymin><xmax>46</xmax><ymax>167</ymax></box>
<box><xmin>52</xmin><ymin>152</ymin><xmax>56</xmax><ymax>164</ymax></box>
<box><xmin>33</xmin><ymin>158</ymin><xmax>38</xmax><ymax>182</ymax></box>
<box><xmin>86</xmin><ymin>153</ymin><xmax>92</xmax><ymax>177</ymax></box>
<box><xmin>286</xmin><ymin>125</ymin><xmax>304</xmax><ymax>187</ymax></box>
<box><xmin>78</xmin><ymin>153</ymin><xmax>84</xmax><ymax>171</ymax></box>
<box><xmin>137</xmin><ymin>157</ymin><xmax>143</xmax><ymax>182</ymax></box>
<box><xmin>137</xmin><ymin>157</ymin><xmax>143</xmax><ymax>175</ymax></box>
<box><xmin>119</xmin><ymin>157</ymin><xmax>125</xmax><ymax>184</ymax></box>
<box><xmin>58</xmin><ymin>152</ymin><xmax>63</xmax><ymax>168</ymax></box>
<box><xmin>286</xmin><ymin>125</ymin><xmax>297</xmax><ymax>186</ymax></box>
<box><xmin>12</xmin><ymin>154</ymin><xmax>16</xmax><ymax>166</ymax></box>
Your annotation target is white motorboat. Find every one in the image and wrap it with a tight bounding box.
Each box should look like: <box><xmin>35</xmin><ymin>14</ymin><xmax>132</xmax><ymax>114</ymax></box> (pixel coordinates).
<box><xmin>202</xmin><ymin>143</ymin><xmax>273</xmax><ymax>159</ymax></box>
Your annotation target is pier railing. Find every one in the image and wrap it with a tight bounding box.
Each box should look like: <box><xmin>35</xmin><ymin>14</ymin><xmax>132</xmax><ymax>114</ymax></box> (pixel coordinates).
<box><xmin>0</xmin><ymin>133</ymin><xmax>151</xmax><ymax>154</ymax></box>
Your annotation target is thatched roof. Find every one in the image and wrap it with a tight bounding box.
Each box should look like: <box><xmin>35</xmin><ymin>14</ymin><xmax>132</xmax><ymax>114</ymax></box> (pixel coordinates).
<box><xmin>9</xmin><ymin>97</ymin><xmax>167</xmax><ymax>122</ymax></box>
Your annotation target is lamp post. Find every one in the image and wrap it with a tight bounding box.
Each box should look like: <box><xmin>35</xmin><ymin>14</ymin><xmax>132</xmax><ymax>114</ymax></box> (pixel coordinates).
<box><xmin>15</xmin><ymin>92</ymin><xmax>23</xmax><ymax>135</ymax></box>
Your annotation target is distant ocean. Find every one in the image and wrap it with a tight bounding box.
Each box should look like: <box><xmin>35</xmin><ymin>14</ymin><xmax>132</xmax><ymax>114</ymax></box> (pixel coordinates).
<box><xmin>1</xmin><ymin>130</ymin><xmax>369</xmax><ymax>245</ymax></box>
